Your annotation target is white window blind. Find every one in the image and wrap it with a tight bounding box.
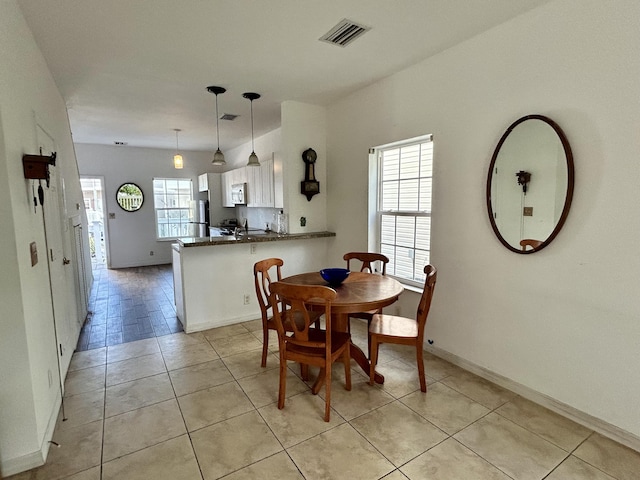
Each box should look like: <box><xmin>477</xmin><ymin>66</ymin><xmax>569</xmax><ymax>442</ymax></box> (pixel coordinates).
<box><xmin>153</xmin><ymin>178</ymin><xmax>192</xmax><ymax>239</ymax></box>
<box><xmin>376</xmin><ymin>136</ymin><xmax>433</xmax><ymax>287</ymax></box>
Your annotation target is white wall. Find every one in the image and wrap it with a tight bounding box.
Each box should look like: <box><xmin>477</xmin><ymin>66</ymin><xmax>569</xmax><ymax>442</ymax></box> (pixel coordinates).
<box><xmin>75</xmin><ymin>144</ymin><xmax>227</xmax><ymax>268</ymax></box>
<box><xmin>0</xmin><ymin>1</ymin><xmax>89</xmax><ymax>474</ymax></box>
<box><xmin>327</xmin><ymin>0</ymin><xmax>640</xmax><ymax>444</ymax></box>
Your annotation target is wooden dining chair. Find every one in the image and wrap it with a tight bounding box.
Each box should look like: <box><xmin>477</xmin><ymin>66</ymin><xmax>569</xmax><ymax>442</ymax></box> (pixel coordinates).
<box><xmin>343</xmin><ymin>252</ymin><xmax>390</xmax><ymax>355</ymax></box>
<box><xmin>520</xmin><ymin>239</ymin><xmax>543</xmax><ymax>251</ymax></box>
<box><xmin>369</xmin><ymin>264</ymin><xmax>437</xmax><ymax>393</ymax></box>
<box><xmin>269</xmin><ymin>282</ymin><xmax>351</xmax><ymax>422</ymax></box>
<box><xmin>253</xmin><ymin>258</ymin><xmax>322</xmax><ymax>368</ymax></box>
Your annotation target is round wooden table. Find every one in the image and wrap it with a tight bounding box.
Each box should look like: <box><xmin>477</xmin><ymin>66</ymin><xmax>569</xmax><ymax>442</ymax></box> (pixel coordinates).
<box><xmin>281</xmin><ymin>271</ymin><xmax>404</xmax><ymax>385</ymax></box>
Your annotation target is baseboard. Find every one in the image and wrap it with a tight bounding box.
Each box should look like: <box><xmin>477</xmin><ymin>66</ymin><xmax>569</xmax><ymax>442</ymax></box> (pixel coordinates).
<box><xmin>1</xmin><ymin>392</ymin><xmax>61</xmax><ymax>477</ymax></box>
<box><xmin>185</xmin><ymin>314</ymin><xmax>259</xmax><ymax>334</ymax></box>
<box><xmin>426</xmin><ymin>345</ymin><xmax>640</xmax><ymax>453</ymax></box>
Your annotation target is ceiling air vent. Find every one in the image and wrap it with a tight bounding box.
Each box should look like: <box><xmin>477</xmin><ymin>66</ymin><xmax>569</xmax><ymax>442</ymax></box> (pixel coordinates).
<box><xmin>319</xmin><ymin>19</ymin><xmax>370</xmax><ymax>47</ymax></box>
<box><xmin>114</xmin><ymin>141</ymin><xmax>128</xmax><ymax>146</ymax></box>
<box><xmin>220</xmin><ymin>113</ymin><xmax>238</xmax><ymax>121</ymax></box>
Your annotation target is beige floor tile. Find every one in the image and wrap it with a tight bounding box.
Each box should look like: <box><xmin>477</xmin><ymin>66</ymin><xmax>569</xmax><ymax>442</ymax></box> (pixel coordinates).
<box><xmin>62</xmin><ymin>466</ymin><xmax>101</xmax><ymax>480</ymax></box>
<box><xmin>351</xmin><ymin>401</ymin><xmax>448</xmax><ymax>467</ymax></box>
<box><xmin>178</xmin><ymin>381</ymin><xmax>254</xmax><ymax>432</ymax></box>
<box><xmin>168</xmin><ymin>359</ymin><xmax>234</xmax><ymax>396</ymax></box>
<box><xmin>105</xmin><ymin>373</ymin><xmax>174</xmax><ymax>417</ymax></box>
<box><xmin>496</xmin><ymin>396</ymin><xmax>592</xmax><ymax>451</ymax></box>
<box><xmin>259</xmin><ymin>392</ymin><xmax>345</xmax><ymax>448</ymax></box>
<box><xmin>416</xmin><ymin>351</ymin><xmax>464</xmax><ymax>380</ymax></box>
<box><xmin>376</xmin><ymin>359</ymin><xmax>436</xmax><ymax>398</ymax></box>
<box><xmin>440</xmin><ymin>369</ymin><xmax>515</xmax><ymax>409</ymax></box>
<box><xmin>156</xmin><ymin>331</ymin><xmax>208</xmax><ymax>351</ymax></box>
<box><xmin>401</xmin><ymin>438</ymin><xmax>511</xmax><ymax>480</ymax></box>
<box><xmin>107</xmin><ymin>338</ymin><xmax>160</xmax><ymax>363</ymax></box>
<box><xmin>161</xmin><ymin>342</ymin><xmax>219</xmax><ymax>371</ymax></box>
<box><xmin>202</xmin><ymin>323</ymin><xmax>251</xmax><ymax>341</ymax></box>
<box><xmin>13</xmin><ymin>420</ymin><xmax>103</xmax><ymax>480</ymax></box>
<box><xmin>381</xmin><ymin>471</ymin><xmax>409</xmax><ymax>479</ymax></box>
<box><xmin>317</xmin><ymin>374</ymin><xmax>394</xmax><ymax>421</ymax></box>
<box><xmin>64</xmin><ymin>365</ymin><xmax>105</xmax><ymax>396</ymax></box>
<box><xmin>240</xmin><ymin>318</ymin><xmax>263</xmax><ymax>333</ymax></box>
<box><xmin>288</xmin><ymin>423</ymin><xmax>394</xmax><ymax>480</ymax></box>
<box><xmin>222</xmin><ymin>451</ymin><xmax>303</xmax><ymax>480</ymax></box>
<box><xmin>221</xmin><ymin>348</ymin><xmax>279</xmax><ymax>379</ymax></box>
<box><xmin>68</xmin><ymin>348</ymin><xmax>106</xmax><ymax>372</ymax></box>
<box><xmin>454</xmin><ymin>412</ymin><xmax>567</xmax><ymax>480</ymax></box>
<box><xmin>191</xmin><ymin>410</ymin><xmax>282</xmax><ymax>480</ymax></box>
<box><xmin>573</xmin><ymin>433</ymin><xmax>640</xmax><ymax>480</ymax></box>
<box><xmin>103</xmin><ymin>398</ymin><xmax>186</xmax><ymax>462</ymax></box>
<box><xmin>401</xmin><ymin>382</ymin><xmax>490</xmax><ymax>434</ymax></box>
<box><xmin>102</xmin><ymin>435</ymin><xmax>201</xmax><ymax>480</ymax></box>
<box><xmin>57</xmin><ymin>389</ymin><xmax>104</xmax><ymax>430</ymax></box>
<box><xmin>237</xmin><ymin>366</ymin><xmax>309</xmax><ymax>408</ymax></box>
<box><xmin>106</xmin><ymin>352</ymin><xmax>166</xmax><ymax>386</ymax></box>
<box><xmin>209</xmin><ymin>332</ymin><xmax>262</xmax><ymax>357</ymax></box>
<box><xmin>546</xmin><ymin>455</ymin><xmax>616</xmax><ymax>479</ymax></box>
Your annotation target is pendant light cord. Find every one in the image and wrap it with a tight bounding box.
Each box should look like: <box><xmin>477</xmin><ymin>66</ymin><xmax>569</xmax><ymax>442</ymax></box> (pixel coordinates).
<box><xmin>215</xmin><ymin>95</ymin><xmax>221</xmax><ymax>150</ymax></box>
<box><xmin>175</xmin><ymin>129</ymin><xmax>180</xmax><ymax>154</ymax></box>
<box><xmin>250</xmin><ymin>99</ymin><xmax>255</xmax><ymax>152</ymax></box>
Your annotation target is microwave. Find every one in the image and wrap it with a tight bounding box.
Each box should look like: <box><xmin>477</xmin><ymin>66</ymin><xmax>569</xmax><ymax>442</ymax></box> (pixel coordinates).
<box><xmin>231</xmin><ymin>183</ymin><xmax>246</xmax><ymax>205</ymax></box>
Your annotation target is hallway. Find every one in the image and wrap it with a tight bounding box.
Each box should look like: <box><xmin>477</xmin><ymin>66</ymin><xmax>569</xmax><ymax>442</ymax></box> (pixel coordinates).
<box><xmin>76</xmin><ymin>264</ymin><xmax>182</xmax><ymax>351</ymax></box>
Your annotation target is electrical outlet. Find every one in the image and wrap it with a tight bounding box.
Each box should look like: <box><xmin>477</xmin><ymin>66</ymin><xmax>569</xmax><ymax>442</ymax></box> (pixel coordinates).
<box><xmin>523</xmin><ymin>206</ymin><xmax>533</xmax><ymax>216</ymax></box>
<box><xmin>48</xmin><ymin>369</ymin><xmax>53</xmax><ymax>388</ymax></box>
<box><xmin>250</xmin><ymin>244</ymin><xmax>256</xmax><ymax>254</ymax></box>
<box><xmin>243</xmin><ymin>294</ymin><xmax>250</xmax><ymax>305</ymax></box>
<box><xmin>149</xmin><ymin>250</ymin><xmax>154</xmax><ymax>256</ymax></box>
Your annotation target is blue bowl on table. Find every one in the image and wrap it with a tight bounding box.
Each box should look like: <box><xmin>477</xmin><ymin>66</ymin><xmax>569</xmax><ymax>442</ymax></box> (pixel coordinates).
<box><xmin>320</xmin><ymin>268</ymin><xmax>350</xmax><ymax>286</ymax></box>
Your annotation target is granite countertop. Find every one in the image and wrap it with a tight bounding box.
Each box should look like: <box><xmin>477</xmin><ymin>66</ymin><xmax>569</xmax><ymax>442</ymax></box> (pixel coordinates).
<box><xmin>177</xmin><ymin>230</ymin><xmax>336</xmax><ymax>248</ymax></box>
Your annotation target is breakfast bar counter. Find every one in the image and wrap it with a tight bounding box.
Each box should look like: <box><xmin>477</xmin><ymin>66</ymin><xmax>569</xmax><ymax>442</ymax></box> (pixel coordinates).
<box><xmin>172</xmin><ymin>231</ymin><xmax>336</xmax><ymax>333</ymax></box>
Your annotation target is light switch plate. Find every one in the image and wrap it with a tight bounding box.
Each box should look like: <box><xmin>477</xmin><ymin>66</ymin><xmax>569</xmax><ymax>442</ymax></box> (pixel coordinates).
<box><xmin>523</xmin><ymin>207</ymin><xmax>533</xmax><ymax>216</ymax></box>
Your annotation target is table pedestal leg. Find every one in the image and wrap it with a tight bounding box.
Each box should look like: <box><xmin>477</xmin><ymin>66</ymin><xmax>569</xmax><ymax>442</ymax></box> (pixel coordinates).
<box><xmin>310</xmin><ymin>313</ymin><xmax>384</xmax><ymax>393</ymax></box>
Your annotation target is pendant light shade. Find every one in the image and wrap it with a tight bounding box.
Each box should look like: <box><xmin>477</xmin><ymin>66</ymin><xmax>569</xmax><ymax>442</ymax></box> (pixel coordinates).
<box><xmin>173</xmin><ymin>129</ymin><xmax>184</xmax><ymax>169</ymax></box>
<box><xmin>243</xmin><ymin>92</ymin><xmax>261</xmax><ymax>167</ymax></box>
<box><xmin>207</xmin><ymin>86</ymin><xmax>227</xmax><ymax>166</ymax></box>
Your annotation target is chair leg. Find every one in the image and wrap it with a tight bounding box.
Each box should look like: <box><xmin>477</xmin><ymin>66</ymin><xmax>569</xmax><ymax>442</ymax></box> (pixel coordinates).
<box><xmin>369</xmin><ymin>336</ymin><xmax>379</xmax><ymax>386</ymax></box>
<box><xmin>261</xmin><ymin>327</ymin><xmax>269</xmax><ymax>368</ymax></box>
<box><xmin>278</xmin><ymin>357</ymin><xmax>287</xmax><ymax>410</ymax></box>
<box><xmin>416</xmin><ymin>344</ymin><xmax>426</xmax><ymax>393</ymax></box>
<box><xmin>324</xmin><ymin>361</ymin><xmax>331</xmax><ymax>422</ymax></box>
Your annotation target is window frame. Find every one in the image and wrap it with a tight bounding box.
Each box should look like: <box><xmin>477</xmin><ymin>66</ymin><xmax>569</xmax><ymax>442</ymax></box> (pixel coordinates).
<box><xmin>152</xmin><ymin>177</ymin><xmax>194</xmax><ymax>241</ymax></box>
<box><xmin>369</xmin><ymin>134</ymin><xmax>433</xmax><ymax>289</ymax></box>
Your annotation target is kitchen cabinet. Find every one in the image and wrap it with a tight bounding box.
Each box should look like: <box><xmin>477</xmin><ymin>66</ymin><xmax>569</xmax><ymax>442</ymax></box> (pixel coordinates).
<box><xmin>198</xmin><ymin>172</ymin><xmax>219</xmax><ymax>192</ymax></box>
<box><xmin>221</xmin><ymin>167</ymin><xmax>247</xmax><ymax>207</ymax></box>
<box><xmin>246</xmin><ymin>156</ymin><xmax>282</xmax><ymax>208</ymax></box>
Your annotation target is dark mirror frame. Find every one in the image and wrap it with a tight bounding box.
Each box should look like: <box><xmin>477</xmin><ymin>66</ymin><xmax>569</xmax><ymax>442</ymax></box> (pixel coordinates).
<box><xmin>486</xmin><ymin>114</ymin><xmax>574</xmax><ymax>254</ymax></box>
<box><xmin>116</xmin><ymin>182</ymin><xmax>144</xmax><ymax>212</ymax></box>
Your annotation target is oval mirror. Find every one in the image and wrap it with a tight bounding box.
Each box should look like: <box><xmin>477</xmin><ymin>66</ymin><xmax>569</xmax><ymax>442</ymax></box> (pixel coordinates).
<box><xmin>116</xmin><ymin>183</ymin><xmax>144</xmax><ymax>212</ymax></box>
<box><xmin>486</xmin><ymin>115</ymin><xmax>574</xmax><ymax>254</ymax></box>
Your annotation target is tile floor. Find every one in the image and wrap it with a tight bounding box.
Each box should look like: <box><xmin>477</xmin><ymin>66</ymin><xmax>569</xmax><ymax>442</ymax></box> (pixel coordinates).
<box><xmin>8</xmin><ymin>267</ymin><xmax>640</xmax><ymax>479</ymax></box>
<box><xmin>76</xmin><ymin>264</ymin><xmax>182</xmax><ymax>351</ymax></box>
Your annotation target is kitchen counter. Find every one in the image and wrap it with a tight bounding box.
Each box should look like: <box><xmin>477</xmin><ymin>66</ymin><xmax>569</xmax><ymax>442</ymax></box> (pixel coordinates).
<box><xmin>171</xmin><ymin>231</ymin><xmax>337</xmax><ymax>332</ymax></box>
<box><xmin>177</xmin><ymin>230</ymin><xmax>335</xmax><ymax>248</ymax></box>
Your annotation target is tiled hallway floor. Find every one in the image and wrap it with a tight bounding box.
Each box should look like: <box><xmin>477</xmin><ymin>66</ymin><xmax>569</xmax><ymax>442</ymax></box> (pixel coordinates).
<box><xmin>9</xmin><ymin>267</ymin><xmax>640</xmax><ymax>479</ymax></box>
<box><xmin>76</xmin><ymin>264</ymin><xmax>182</xmax><ymax>351</ymax></box>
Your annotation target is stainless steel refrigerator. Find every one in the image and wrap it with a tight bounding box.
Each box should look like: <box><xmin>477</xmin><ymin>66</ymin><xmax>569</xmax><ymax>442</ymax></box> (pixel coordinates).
<box><xmin>188</xmin><ymin>200</ymin><xmax>208</xmax><ymax>237</ymax></box>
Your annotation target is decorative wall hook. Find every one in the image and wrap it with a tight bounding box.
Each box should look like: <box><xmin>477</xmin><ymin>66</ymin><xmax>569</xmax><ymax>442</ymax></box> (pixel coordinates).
<box><xmin>516</xmin><ymin>170</ymin><xmax>531</xmax><ymax>195</ymax></box>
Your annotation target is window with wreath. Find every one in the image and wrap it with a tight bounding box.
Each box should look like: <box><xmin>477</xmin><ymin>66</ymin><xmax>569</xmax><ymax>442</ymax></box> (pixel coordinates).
<box><xmin>153</xmin><ymin>178</ymin><xmax>193</xmax><ymax>239</ymax></box>
<box><xmin>372</xmin><ymin>135</ymin><xmax>433</xmax><ymax>288</ymax></box>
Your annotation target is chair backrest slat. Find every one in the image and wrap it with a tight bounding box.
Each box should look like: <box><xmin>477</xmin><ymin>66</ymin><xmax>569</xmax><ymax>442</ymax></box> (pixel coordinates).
<box><xmin>253</xmin><ymin>258</ymin><xmax>283</xmax><ymax>321</ymax></box>
<box><xmin>343</xmin><ymin>252</ymin><xmax>389</xmax><ymax>275</ymax></box>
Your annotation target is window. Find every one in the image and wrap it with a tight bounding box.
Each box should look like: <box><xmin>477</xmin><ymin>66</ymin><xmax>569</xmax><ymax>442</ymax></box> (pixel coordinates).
<box><xmin>153</xmin><ymin>178</ymin><xmax>193</xmax><ymax>239</ymax></box>
<box><xmin>373</xmin><ymin>135</ymin><xmax>433</xmax><ymax>287</ymax></box>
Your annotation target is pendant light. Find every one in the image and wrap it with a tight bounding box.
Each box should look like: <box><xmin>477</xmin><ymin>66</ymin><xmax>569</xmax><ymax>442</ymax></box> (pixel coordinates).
<box><xmin>243</xmin><ymin>92</ymin><xmax>261</xmax><ymax>167</ymax></box>
<box><xmin>207</xmin><ymin>86</ymin><xmax>227</xmax><ymax>165</ymax></box>
<box><xmin>173</xmin><ymin>128</ymin><xmax>184</xmax><ymax>169</ymax></box>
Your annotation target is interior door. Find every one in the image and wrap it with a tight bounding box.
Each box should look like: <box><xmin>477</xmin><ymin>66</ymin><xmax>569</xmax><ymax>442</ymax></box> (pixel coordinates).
<box><xmin>37</xmin><ymin>124</ymin><xmax>73</xmax><ymax>380</ymax></box>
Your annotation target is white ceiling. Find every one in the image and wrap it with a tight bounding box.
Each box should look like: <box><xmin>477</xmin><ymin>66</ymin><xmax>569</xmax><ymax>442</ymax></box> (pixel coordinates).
<box><xmin>18</xmin><ymin>0</ymin><xmax>549</xmax><ymax>153</ymax></box>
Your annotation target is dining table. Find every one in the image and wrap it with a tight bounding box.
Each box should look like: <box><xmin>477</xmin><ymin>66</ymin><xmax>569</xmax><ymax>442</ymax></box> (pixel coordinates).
<box><xmin>280</xmin><ymin>270</ymin><xmax>404</xmax><ymax>387</ymax></box>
